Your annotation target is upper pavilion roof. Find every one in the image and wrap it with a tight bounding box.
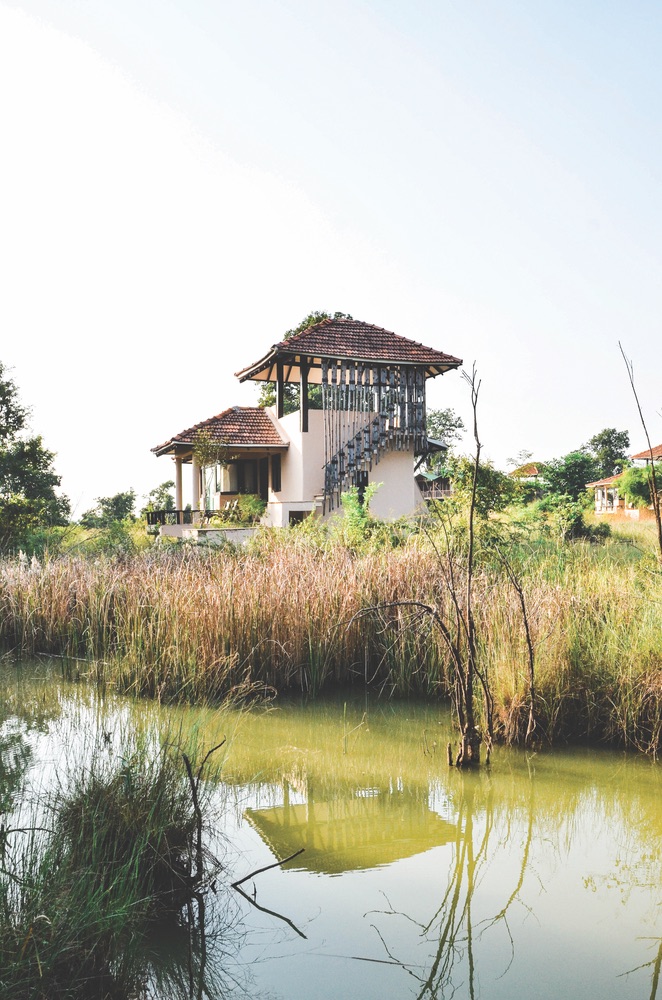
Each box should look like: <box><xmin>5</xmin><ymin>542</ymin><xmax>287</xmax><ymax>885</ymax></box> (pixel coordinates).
<box><xmin>235</xmin><ymin>317</ymin><xmax>462</xmax><ymax>384</ymax></box>
<box><xmin>152</xmin><ymin>406</ymin><xmax>288</xmax><ymax>458</ymax></box>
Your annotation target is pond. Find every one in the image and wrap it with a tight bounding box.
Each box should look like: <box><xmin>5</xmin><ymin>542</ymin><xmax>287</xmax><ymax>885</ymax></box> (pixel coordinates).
<box><xmin>1</xmin><ymin>661</ymin><xmax>661</xmax><ymax>999</ymax></box>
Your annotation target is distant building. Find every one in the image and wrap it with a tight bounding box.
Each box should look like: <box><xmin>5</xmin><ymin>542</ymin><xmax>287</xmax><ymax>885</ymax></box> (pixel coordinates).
<box><xmin>586</xmin><ymin>443</ymin><xmax>662</xmax><ymax>519</ymax></box>
<box><xmin>585</xmin><ymin>472</ymin><xmax>624</xmax><ymax>514</ymax></box>
<box><xmin>630</xmin><ymin>444</ymin><xmax>662</xmax><ymax>465</ymax></box>
<box><xmin>509</xmin><ymin>462</ymin><xmax>541</xmax><ymax>481</ymax></box>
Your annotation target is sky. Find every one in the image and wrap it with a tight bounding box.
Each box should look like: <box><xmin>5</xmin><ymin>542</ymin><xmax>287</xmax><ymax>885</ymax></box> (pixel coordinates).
<box><xmin>1</xmin><ymin>0</ymin><xmax>662</xmax><ymax>515</ymax></box>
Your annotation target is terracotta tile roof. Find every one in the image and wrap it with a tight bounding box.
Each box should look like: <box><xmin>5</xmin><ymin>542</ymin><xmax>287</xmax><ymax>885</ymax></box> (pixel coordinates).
<box><xmin>236</xmin><ymin>317</ymin><xmax>462</xmax><ymax>381</ymax></box>
<box><xmin>630</xmin><ymin>443</ymin><xmax>662</xmax><ymax>461</ymax></box>
<box><xmin>152</xmin><ymin>407</ymin><xmax>287</xmax><ymax>456</ymax></box>
<box><xmin>585</xmin><ymin>473</ymin><xmax>623</xmax><ymax>488</ymax></box>
<box><xmin>509</xmin><ymin>462</ymin><xmax>540</xmax><ymax>478</ymax></box>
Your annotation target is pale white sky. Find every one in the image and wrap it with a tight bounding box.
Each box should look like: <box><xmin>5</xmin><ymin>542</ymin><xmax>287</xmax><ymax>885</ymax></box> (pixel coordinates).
<box><xmin>1</xmin><ymin>0</ymin><xmax>661</xmax><ymax>515</ymax></box>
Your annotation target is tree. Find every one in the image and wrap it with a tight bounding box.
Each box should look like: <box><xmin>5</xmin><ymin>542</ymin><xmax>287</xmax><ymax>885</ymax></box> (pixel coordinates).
<box><xmin>620</xmin><ymin>342</ymin><xmax>662</xmax><ymax>561</ymax></box>
<box><xmin>618</xmin><ymin>464</ymin><xmax>662</xmax><ymax>509</ymax></box>
<box><xmin>541</xmin><ymin>451</ymin><xmax>598</xmax><ymax>502</ymax></box>
<box><xmin>423</xmin><ymin>407</ymin><xmax>465</xmax><ymax>476</ymax></box>
<box><xmin>507</xmin><ymin>449</ymin><xmax>533</xmax><ymax>470</ymax></box>
<box><xmin>0</xmin><ymin>362</ymin><xmax>70</xmax><ymax>548</ymax></box>
<box><xmin>141</xmin><ymin>481</ymin><xmax>175</xmax><ymax>516</ymax></box>
<box><xmin>80</xmin><ymin>490</ymin><xmax>136</xmax><ymax>528</ymax></box>
<box><xmin>426</xmin><ymin>408</ymin><xmax>465</xmax><ymax>447</ymax></box>
<box><xmin>256</xmin><ymin>311</ymin><xmax>353</xmax><ymax>412</ymax></box>
<box><xmin>448</xmin><ymin>455</ymin><xmax>515</xmax><ymax>517</ymax></box>
<box><xmin>583</xmin><ymin>428</ymin><xmax>630</xmax><ymax>479</ymax></box>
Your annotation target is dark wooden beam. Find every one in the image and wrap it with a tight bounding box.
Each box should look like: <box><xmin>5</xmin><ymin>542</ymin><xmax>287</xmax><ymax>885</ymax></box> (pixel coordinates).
<box><xmin>300</xmin><ymin>361</ymin><xmax>309</xmax><ymax>432</ymax></box>
<box><xmin>276</xmin><ymin>361</ymin><xmax>284</xmax><ymax>419</ymax></box>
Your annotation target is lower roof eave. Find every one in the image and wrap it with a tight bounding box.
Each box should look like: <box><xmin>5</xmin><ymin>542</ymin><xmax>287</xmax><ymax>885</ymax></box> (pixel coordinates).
<box><xmin>152</xmin><ymin>442</ymin><xmax>289</xmax><ymax>460</ymax></box>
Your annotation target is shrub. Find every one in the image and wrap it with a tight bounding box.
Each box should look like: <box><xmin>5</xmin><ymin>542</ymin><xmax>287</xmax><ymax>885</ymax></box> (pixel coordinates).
<box><xmin>618</xmin><ymin>463</ymin><xmax>662</xmax><ymax>508</ymax></box>
<box><xmin>0</xmin><ymin>734</ymin><xmax>224</xmax><ymax>998</ymax></box>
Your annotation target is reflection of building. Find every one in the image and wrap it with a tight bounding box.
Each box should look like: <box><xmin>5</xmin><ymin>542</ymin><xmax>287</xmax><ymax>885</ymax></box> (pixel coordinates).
<box><xmin>245</xmin><ymin>780</ymin><xmax>456</xmax><ymax>875</ymax></box>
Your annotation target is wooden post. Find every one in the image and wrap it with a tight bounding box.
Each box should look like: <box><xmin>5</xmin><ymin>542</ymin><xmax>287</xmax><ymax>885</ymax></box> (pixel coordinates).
<box><xmin>174</xmin><ymin>456</ymin><xmax>183</xmax><ymax>510</ymax></box>
<box><xmin>276</xmin><ymin>361</ymin><xmax>284</xmax><ymax>419</ymax></box>
<box><xmin>300</xmin><ymin>361</ymin><xmax>309</xmax><ymax>432</ymax></box>
<box><xmin>192</xmin><ymin>454</ymin><xmax>201</xmax><ymax>520</ymax></box>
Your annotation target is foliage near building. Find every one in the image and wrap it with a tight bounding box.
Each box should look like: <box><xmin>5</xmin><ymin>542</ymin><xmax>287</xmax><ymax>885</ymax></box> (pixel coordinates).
<box><xmin>256</xmin><ymin>310</ymin><xmax>353</xmax><ymax>412</ymax></box>
<box><xmin>618</xmin><ymin>463</ymin><xmax>662</xmax><ymax>508</ymax></box>
<box><xmin>80</xmin><ymin>490</ymin><xmax>137</xmax><ymax>528</ymax></box>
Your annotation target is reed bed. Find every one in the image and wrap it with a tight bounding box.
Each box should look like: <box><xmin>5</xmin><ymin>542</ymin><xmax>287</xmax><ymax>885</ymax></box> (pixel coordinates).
<box><xmin>0</xmin><ymin>529</ymin><xmax>660</xmax><ymax>754</ymax></box>
<box><xmin>0</xmin><ymin>730</ymin><xmax>224</xmax><ymax>999</ymax></box>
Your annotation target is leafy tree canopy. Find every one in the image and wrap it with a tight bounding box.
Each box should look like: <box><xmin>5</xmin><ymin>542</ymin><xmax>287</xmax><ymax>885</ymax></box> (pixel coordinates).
<box><xmin>256</xmin><ymin>311</ymin><xmax>353</xmax><ymax>413</ymax></box>
<box><xmin>0</xmin><ymin>362</ymin><xmax>70</xmax><ymax>549</ymax></box>
<box><xmin>141</xmin><ymin>481</ymin><xmax>175</xmax><ymax>516</ymax></box>
<box><xmin>0</xmin><ymin>366</ymin><xmax>28</xmax><ymax>444</ymax></box>
<box><xmin>447</xmin><ymin>455</ymin><xmax>516</xmax><ymax>518</ymax></box>
<box><xmin>80</xmin><ymin>490</ymin><xmax>136</xmax><ymax>528</ymax></box>
<box><xmin>423</xmin><ymin>407</ymin><xmax>465</xmax><ymax>476</ymax></box>
<box><xmin>583</xmin><ymin>427</ymin><xmax>630</xmax><ymax>479</ymax></box>
<box><xmin>618</xmin><ymin>463</ymin><xmax>661</xmax><ymax>509</ymax></box>
<box><xmin>426</xmin><ymin>407</ymin><xmax>465</xmax><ymax>448</ymax></box>
<box><xmin>540</xmin><ymin>451</ymin><xmax>598</xmax><ymax>502</ymax></box>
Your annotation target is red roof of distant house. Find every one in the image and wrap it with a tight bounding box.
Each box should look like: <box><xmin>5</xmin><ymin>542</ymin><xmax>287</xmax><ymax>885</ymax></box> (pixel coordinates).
<box><xmin>235</xmin><ymin>317</ymin><xmax>462</xmax><ymax>382</ymax></box>
<box><xmin>152</xmin><ymin>407</ymin><xmax>288</xmax><ymax>457</ymax></box>
<box><xmin>509</xmin><ymin>462</ymin><xmax>540</xmax><ymax>478</ymax></box>
<box><xmin>585</xmin><ymin>473</ymin><xmax>623</xmax><ymax>489</ymax></box>
<box><xmin>630</xmin><ymin>443</ymin><xmax>662</xmax><ymax>461</ymax></box>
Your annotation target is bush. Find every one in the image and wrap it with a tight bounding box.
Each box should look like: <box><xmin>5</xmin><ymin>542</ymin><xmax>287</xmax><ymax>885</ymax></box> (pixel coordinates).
<box><xmin>0</xmin><ymin>734</ymin><xmax>224</xmax><ymax>998</ymax></box>
<box><xmin>235</xmin><ymin>493</ymin><xmax>266</xmax><ymax>524</ymax></box>
<box><xmin>618</xmin><ymin>463</ymin><xmax>662</xmax><ymax>508</ymax></box>
<box><xmin>447</xmin><ymin>456</ymin><xmax>516</xmax><ymax>517</ymax></box>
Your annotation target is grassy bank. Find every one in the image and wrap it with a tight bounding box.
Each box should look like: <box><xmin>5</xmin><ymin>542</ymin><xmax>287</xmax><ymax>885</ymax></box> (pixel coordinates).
<box><xmin>0</xmin><ymin>730</ymin><xmax>224</xmax><ymax>999</ymax></box>
<box><xmin>0</xmin><ymin>520</ymin><xmax>661</xmax><ymax>754</ymax></box>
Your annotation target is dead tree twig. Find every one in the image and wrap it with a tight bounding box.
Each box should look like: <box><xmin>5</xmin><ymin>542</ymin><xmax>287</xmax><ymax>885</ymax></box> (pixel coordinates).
<box><xmin>620</xmin><ymin>342</ymin><xmax>662</xmax><ymax>560</ymax></box>
<box><xmin>230</xmin><ymin>848</ymin><xmax>305</xmax><ymax>888</ymax></box>
<box><xmin>231</xmin><ymin>849</ymin><xmax>308</xmax><ymax>939</ymax></box>
<box><xmin>182</xmin><ymin>740</ymin><xmax>226</xmax><ymax>886</ymax></box>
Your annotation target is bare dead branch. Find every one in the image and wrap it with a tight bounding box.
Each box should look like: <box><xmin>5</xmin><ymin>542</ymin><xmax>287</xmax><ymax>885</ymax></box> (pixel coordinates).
<box><xmin>231</xmin><ymin>848</ymin><xmax>305</xmax><ymax>889</ymax></box>
<box><xmin>619</xmin><ymin>342</ymin><xmax>662</xmax><ymax>560</ymax></box>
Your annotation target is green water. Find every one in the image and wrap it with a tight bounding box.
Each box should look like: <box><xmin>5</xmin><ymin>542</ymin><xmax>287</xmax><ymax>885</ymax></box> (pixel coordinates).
<box><xmin>1</xmin><ymin>661</ymin><xmax>660</xmax><ymax>999</ymax></box>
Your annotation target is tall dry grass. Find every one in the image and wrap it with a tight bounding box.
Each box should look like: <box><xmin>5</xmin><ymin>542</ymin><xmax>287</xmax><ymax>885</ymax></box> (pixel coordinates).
<box><xmin>0</xmin><ymin>528</ymin><xmax>660</xmax><ymax>753</ymax></box>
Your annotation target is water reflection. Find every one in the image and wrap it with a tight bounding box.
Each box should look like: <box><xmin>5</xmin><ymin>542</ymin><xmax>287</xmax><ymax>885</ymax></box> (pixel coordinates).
<box><xmin>364</xmin><ymin>776</ymin><xmax>526</xmax><ymax>1000</ymax></box>
<box><xmin>1</xmin><ymin>665</ymin><xmax>660</xmax><ymax>1000</ymax></box>
<box><xmin>245</xmin><ymin>777</ymin><xmax>456</xmax><ymax>874</ymax></box>
<box><xmin>228</xmin><ymin>713</ymin><xmax>661</xmax><ymax>1000</ymax></box>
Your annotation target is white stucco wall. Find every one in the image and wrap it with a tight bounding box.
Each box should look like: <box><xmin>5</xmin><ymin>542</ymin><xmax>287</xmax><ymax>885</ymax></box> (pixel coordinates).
<box><xmin>265</xmin><ymin>407</ymin><xmax>422</xmax><ymax>523</ymax></box>
<box><xmin>267</xmin><ymin>407</ymin><xmax>325</xmax><ymax>500</ymax></box>
<box><xmin>365</xmin><ymin>447</ymin><xmax>423</xmax><ymax>520</ymax></box>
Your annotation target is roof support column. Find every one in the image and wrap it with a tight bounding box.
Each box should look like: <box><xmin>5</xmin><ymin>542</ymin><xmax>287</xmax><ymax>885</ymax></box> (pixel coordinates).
<box><xmin>276</xmin><ymin>361</ymin><xmax>284</xmax><ymax>419</ymax></box>
<box><xmin>174</xmin><ymin>456</ymin><xmax>183</xmax><ymax>510</ymax></box>
<box><xmin>192</xmin><ymin>454</ymin><xmax>201</xmax><ymax>520</ymax></box>
<box><xmin>300</xmin><ymin>361</ymin><xmax>309</xmax><ymax>432</ymax></box>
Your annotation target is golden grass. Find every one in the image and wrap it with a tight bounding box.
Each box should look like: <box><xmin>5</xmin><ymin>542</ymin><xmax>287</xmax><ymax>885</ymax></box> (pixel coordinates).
<box><xmin>0</xmin><ymin>525</ymin><xmax>660</xmax><ymax>753</ymax></box>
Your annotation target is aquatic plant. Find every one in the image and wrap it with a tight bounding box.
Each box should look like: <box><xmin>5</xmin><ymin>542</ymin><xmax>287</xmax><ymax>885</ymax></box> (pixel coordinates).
<box><xmin>0</xmin><ymin>732</ymin><xmax>224</xmax><ymax>999</ymax></box>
